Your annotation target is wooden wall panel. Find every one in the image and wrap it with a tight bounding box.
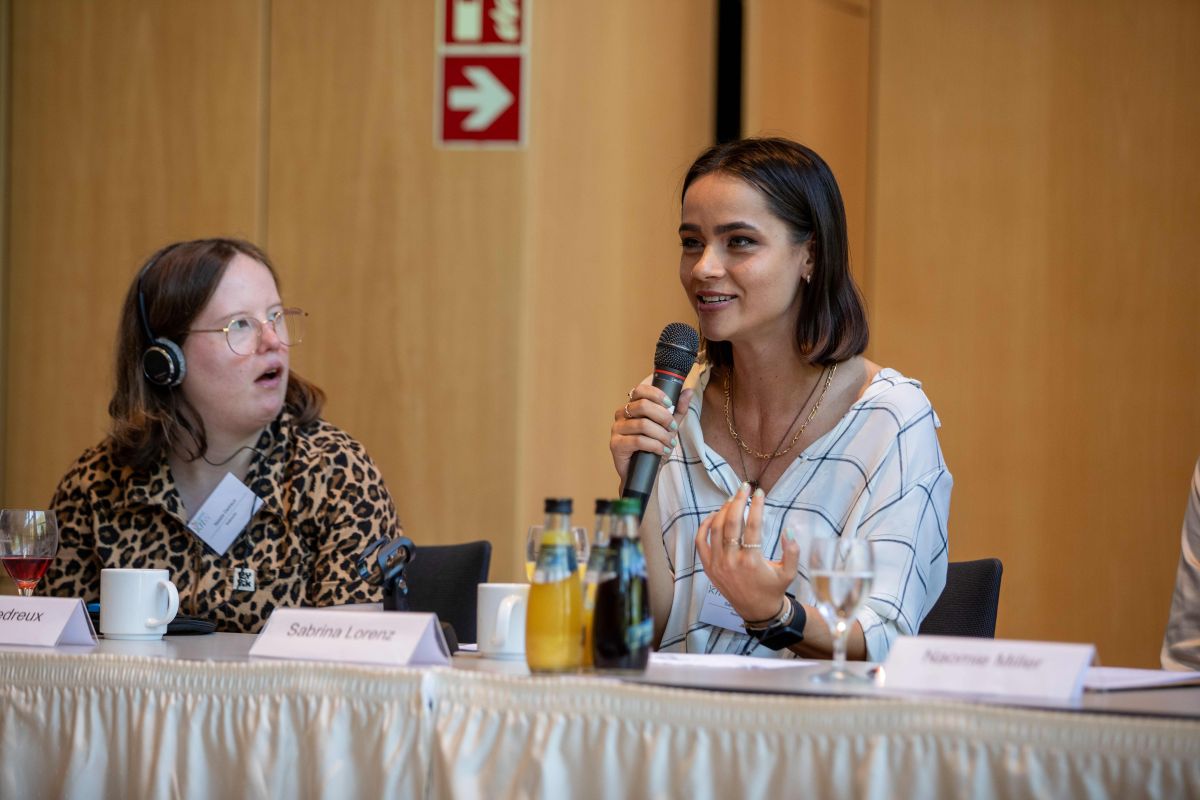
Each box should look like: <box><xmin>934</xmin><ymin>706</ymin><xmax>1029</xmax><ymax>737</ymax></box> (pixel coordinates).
<box><xmin>516</xmin><ymin>2</ymin><xmax>711</xmax><ymax>569</ymax></box>
<box><xmin>743</xmin><ymin>0</ymin><xmax>871</xmax><ymax>288</ymax></box>
<box><xmin>0</xmin><ymin>0</ymin><xmax>10</xmax><ymax>504</ymax></box>
<box><xmin>266</xmin><ymin>0</ymin><xmax>526</xmax><ymax>577</ymax></box>
<box><xmin>3</xmin><ymin>0</ymin><xmax>264</xmax><ymax>506</ymax></box>
<box><xmin>268</xmin><ymin>1</ymin><xmax>712</xmax><ymax>583</ymax></box>
<box><xmin>3</xmin><ymin>0</ymin><xmax>714</xmax><ymax>589</ymax></box>
<box><xmin>870</xmin><ymin>0</ymin><xmax>1200</xmax><ymax>666</ymax></box>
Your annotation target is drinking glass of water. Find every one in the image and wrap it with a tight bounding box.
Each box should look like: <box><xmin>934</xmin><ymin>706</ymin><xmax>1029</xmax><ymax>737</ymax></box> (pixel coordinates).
<box><xmin>0</xmin><ymin>509</ymin><xmax>60</xmax><ymax>597</ymax></box>
<box><xmin>808</xmin><ymin>537</ymin><xmax>874</xmax><ymax>682</ymax></box>
<box><xmin>526</xmin><ymin>525</ymin><xmax>589</xmax><ymax>582</ymax></box>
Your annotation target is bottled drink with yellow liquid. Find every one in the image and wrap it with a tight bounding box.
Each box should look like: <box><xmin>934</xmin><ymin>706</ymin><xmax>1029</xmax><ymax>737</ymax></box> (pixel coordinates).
<box><xmin>581</xmin><ymin>499</ymin><xmax>614</xmax><ymax>669</ymax></box>
<box><xmin>525</xmin><ymin>498</ymin><xmax>583</xmax><ymax>672</ymax></box>
<box><xmin>525</xmin><ymin>525</ymin><xmax>588</xmax><ymax>582</ymax></box>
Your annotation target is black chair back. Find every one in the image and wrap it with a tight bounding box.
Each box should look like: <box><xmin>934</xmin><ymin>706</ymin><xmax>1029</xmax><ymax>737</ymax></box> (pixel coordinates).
<box><xmin>918</xmin><ymin>558</ymin><xmax>1003</xmax><ymax>638</ymax></box>
<box><xmin>404</xmin><ymin>540</ymin><xmax>492</xmax><ymax>644</ymax></box>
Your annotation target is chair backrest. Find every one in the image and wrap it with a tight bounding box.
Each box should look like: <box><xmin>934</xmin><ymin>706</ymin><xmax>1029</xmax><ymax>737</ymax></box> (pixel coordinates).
<box><xmin>403</xmin><ymin>540</ymin><xmax>492</xmax><ymax>644</ymax></box>
<box><xmin>918</xmin><ymin>558</ymin><xmax>1003</xmax><ymax>638</ymax></box>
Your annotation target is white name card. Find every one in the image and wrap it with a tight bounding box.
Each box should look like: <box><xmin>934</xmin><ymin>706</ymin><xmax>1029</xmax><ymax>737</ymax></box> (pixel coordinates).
<box><xmin>249</xmin><ymin>608</ymin><xmax>450</xmax><ymax>667</ymax></box>
<box><xmin>0</xmin><ymin>597</ymin><xmax>97</xmax><ymax>648</ymax></box>
<box><xmin>698</xmin><ymin>584</ymin><xmax>744</xmax><ymax>632</ymax></box>
<box><xmin>882</xmin><ymin>635</ymin><xmax>1094</xmax><ymax>702</ymax></box>
<box><xmin>187</xmin><ymin>471</ymin><xmax>263</xmax><ymax>557</ymax></box>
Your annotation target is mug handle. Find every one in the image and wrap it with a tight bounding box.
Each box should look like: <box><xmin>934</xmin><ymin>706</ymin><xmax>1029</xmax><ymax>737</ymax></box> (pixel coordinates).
<box><xmin>146</xmin><ymin>580</ymin><xmax>180</xmax><ymax>628</ymax></box>
<box><xmin>492</xmin><ymin>594</ymin><xmax>520</xmax><ymax>648</ymax></box>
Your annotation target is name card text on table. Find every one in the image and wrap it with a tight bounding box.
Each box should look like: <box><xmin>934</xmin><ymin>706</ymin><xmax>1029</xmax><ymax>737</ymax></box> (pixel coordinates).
<box><xmin>249</xmin><ymin>608</ymin><xmax>450</xmax><ymax>666</ymax></box>
<box><xmin>0</xmin><ymin>597</ymin><xmax>97</xmax><ymax>647</ymax></box>
<box><xmin>882</xmin><ymin>635</ymin><xmax>1094</xmax><ymax>702</ymax></box>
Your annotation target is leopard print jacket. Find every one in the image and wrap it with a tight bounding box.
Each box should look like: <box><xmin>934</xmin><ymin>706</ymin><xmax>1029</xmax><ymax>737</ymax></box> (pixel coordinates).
<box><xmin>44</xmin><ymin>408</ymin><xmax>399</xmax><ymax>633</ymax></box>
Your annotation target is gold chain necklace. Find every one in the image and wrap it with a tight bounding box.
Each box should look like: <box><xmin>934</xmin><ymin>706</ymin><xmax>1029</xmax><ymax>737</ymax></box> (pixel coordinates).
<box><xmin>732</xmin><ymin>366</ymin><xmax>823</xmax><ymax>493</ymax></box>
<box><xmin>724</xmin><ymin>362</ymin><xmax>838</xmax><ymax>460</ymax></box>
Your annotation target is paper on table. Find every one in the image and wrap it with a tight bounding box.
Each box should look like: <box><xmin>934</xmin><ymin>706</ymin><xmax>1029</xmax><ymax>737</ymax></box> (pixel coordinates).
<box><xmin>650</xmin><ymin>652</ymin><xmax>816</xmax><ymax>670</ymax></box>
<box><xmin>1083</xmin><ymin>666</ymin><xmax>1200</xmax><ymax>692</ymax></box>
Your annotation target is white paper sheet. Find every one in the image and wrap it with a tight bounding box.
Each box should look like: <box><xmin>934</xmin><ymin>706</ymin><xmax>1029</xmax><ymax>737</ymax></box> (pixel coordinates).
<box><xmin>1083</xmin><ymin>666</ymin><xmax>1200</xmax><ymax>692</ymax></box>
<box><xmin>649</xmin><ymin>652</ymin><xmax>816</xmax><ymax>670</ymax></box>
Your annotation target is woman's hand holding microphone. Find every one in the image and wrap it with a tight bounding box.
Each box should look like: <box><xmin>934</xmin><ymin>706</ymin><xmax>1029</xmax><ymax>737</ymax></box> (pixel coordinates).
<box><xmin>609</xmin><ymin>385</ymin><xmax>693</xmax><ymax>492</ymax></box>
<box><xmin>609</xmin><ymin>386</ymin><xmax>797</xmax><ymax>625</ymax></box>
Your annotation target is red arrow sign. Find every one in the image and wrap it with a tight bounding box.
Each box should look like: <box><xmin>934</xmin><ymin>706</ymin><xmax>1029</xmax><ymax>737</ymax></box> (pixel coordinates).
<box><xmin>441</xmin><ymin>56</ymin><xmax>522</xmax><ymax>143</ymax></box>
<box><xmin>449</xmin><ymin>66</ymin><xmax>513</xmax><ymax>131</ymax></box>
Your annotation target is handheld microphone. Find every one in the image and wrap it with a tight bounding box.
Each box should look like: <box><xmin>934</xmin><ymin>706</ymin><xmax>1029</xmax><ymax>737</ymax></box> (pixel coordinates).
<box><xmin>622</xmin><ymin>323</ymin><xmax>700</xmax><ymax>518</ymax></box>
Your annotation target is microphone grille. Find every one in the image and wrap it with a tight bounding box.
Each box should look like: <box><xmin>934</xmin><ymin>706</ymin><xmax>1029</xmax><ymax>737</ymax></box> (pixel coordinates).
<box><xmin>653</xmin><ymin>323</ymin><xmax>700</xmax><ymax>375</ymax></box>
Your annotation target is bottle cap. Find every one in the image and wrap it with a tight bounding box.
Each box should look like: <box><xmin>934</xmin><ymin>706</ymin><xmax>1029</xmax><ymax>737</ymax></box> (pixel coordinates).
<box><xmin>611</xmin><ymin>498</ymin><xmax>642</xmax><ymax>517</ymax></box>
<box><xmin>594</xmin><ymin>499</ymin><xmax>613</xmax><ymax>515</ymax></box>
<box><xmin>544</xmin><ymin>498</ymin><xmax>573</xmax><ymax>514</ymax></box>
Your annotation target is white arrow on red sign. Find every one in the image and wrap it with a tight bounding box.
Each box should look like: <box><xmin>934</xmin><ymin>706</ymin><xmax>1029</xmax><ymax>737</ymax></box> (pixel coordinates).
<box><xmin>447</xmin><ymin>66</ymin><xmax>514</xmax><ymax>131</ymax></box>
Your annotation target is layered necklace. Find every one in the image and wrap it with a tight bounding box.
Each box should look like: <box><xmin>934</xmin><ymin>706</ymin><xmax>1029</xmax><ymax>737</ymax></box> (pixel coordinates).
<box><xmin>723</xmin><ymin>362</ymin><xmax>838</xmax><ymax>493</ymax></box>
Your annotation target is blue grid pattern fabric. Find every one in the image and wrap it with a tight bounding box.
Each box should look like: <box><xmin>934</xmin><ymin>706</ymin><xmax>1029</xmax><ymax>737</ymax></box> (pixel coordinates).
<box><xmin>1162</xmin><ymin>457</ymin><xmax>1200</xmax><ymax>671</ymax></box>
<box><xmin>644</xmin><ymin>365</ymin><xmax>952</xmax><ymax>661</ymax></box>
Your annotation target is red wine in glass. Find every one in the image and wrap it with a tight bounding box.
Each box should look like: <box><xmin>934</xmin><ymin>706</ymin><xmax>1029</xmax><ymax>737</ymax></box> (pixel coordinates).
<box><xmin>1</xmin><ymin>557</ymin><xmax>53</xmax><ymax>585</ymax></box>
<box><xmin>0</xmin><ymin>509</ymin><xmax>59</xmax><ymax>597</ymax></box>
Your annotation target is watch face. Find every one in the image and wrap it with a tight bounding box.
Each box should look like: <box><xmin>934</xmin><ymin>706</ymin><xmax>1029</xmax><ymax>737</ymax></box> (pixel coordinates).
<box><xmin>757</xmin><ymin>600</ymin><xmax>806</xmax><ymax>651</ymax></box>
<box><xmin>759</xmin><ymin>627</ymin><xmax>805</xmax><ymax>651</ymax></box>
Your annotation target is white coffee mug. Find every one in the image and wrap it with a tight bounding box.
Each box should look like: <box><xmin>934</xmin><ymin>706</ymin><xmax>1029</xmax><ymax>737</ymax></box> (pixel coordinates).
<box><xmin>100</xmin><ymin>568</ymin><xmax>180</xmax><ymax>640</ymax></box>
<box><xmin>476</xmin><ymin>582</ymin><xmax>529</xmax><ymax>659</ymax></box>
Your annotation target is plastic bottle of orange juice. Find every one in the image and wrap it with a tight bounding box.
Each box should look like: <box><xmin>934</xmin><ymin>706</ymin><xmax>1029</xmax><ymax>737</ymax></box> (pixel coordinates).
<box><xmin>525</xmin><ymin>498</ymin><xmax>582</xmax><ymax>673</ymax></box>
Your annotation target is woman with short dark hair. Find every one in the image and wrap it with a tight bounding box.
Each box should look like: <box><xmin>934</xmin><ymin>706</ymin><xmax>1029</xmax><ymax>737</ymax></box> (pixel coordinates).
<box><xmin>45</xmin><ymin>238</ymin><xmax>399</xmax><ymax>632</ymax></box>
<box><xmin>610</xmin><ymin>138</ymin><xmax>951</xmax><ymax>661</ymax></box>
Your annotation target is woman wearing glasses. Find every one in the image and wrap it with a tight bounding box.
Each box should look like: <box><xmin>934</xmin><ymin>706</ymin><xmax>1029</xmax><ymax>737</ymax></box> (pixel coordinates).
<box><xmin>44</xmin><ymin>238</ymin><xmax>400</xmax><ymax>633</ymax></box>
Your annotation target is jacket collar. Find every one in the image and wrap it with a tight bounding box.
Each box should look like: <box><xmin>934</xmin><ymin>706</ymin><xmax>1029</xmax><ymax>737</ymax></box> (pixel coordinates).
<box><xmin>122</xmin><ymin>409</ymin><xmax>294</xmax><ymax>522</ymax></box>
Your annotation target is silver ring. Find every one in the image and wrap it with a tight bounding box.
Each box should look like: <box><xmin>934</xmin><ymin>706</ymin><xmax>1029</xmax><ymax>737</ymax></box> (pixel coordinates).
<box><xmin>623</xmin><ymin>403</ymin><xmax>634</xmax><ymax>419</ymax></box>
<box><xmin>739</xmin><ymin>542</ymin><xmax>762</xmax><ymax>550</ymax></box>
<box><xmin>627</xmin><ymin>387</ymin><xmax>636</xmax><ymax>401</ymax></box>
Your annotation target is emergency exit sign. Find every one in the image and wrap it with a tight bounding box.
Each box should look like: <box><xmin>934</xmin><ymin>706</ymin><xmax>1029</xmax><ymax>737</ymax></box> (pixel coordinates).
<box><xmin>437</xmin><ymin>0</ymin><xmax>528</xmax><ymax>147</ymax></box>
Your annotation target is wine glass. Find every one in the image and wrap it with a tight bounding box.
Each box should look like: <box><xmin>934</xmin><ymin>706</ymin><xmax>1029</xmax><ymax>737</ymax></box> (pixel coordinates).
<box><xmin>808</xmin><ymin>537</ymin><xmax>874</xmax><ymax>682</ymax></box>
<box><xmin>526</xmin><ymin>525</ymin><xmax>589</xmax><ymax>581</ymax></box>
<box><xmin>0</xmin><ymin>509</ymin><xmax>60</xmax><ymax>597</ymax></box>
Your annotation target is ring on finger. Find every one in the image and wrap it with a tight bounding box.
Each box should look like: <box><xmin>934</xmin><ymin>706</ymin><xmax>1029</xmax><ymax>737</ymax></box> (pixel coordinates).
<box><xmin>739</xmin><ymin>542</ymin><xmax>762</xmax><ymax>550</ymax></box>
<box><xmin>723</xmin><ymin>536</ymin><xmax>740</xmax><ymax>548</ymax></box>
<box><xmin>627</xmin><ymin>387</ymin><xmax>636</xmax><ymax>401</ymax></box>
<box><xmin>623</xmin><ymin>403</ymin><xmax>634</xmax><ymax>419</ymax></box>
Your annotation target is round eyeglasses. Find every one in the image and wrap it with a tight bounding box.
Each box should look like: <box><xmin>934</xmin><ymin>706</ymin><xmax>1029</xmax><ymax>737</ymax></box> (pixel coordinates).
<box><xmin>189</xmin><ymin>308</ymin><xmax>306</xmax><ymax>356</ymax></box>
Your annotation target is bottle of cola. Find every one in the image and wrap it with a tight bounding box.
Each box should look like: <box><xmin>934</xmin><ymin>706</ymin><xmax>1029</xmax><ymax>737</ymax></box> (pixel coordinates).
<box><xmin>590</xmin><ymin>497</ymin><xmax>652</xmax><ymax>672</ymax></box>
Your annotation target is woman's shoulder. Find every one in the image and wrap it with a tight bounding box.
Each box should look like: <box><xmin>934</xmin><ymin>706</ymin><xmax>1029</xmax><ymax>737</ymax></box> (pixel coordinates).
<box><xmin>58</xmin><ymin>438</ymin><xmax>121</xmax><ymax>482</ymax></box>
<box><xmin>51</xmin><ymin>437</ymin><xmax>133</xmax><ymax>505</ymax></box>
<box><xmin>285</xmin><ymin>412</ymin><xmax>374</xmax><ymax>463</ymax></box>
<box><xmin>855</xmin><ymin>365</ymin><xmax>939</xmax><ymax>426</ymax></box>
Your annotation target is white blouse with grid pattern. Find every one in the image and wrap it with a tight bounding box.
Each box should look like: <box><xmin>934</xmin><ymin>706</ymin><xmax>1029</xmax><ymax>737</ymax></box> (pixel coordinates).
<box><xmin>641</xmin><ymin>364</ymin><xmax>952</xmax><ymax>661</ymax></box>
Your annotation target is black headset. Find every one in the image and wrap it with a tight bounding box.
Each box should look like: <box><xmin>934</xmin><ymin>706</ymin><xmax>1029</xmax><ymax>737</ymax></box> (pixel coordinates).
<box><xmin>136</xmin><ymin>243</ymin><xmax>188</xmax><ymax>387</ymax></box>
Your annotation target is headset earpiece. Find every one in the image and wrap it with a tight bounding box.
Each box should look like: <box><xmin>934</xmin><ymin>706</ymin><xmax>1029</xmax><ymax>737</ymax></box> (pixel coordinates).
<box><xmin>142</xmin><ymin>337</ymin><xmax>187</xmax><ymax>387</ymax></box>
<box><xmin>136</xmin><ymin>243</ymin><xmax>188</xmax><ymax>388</ymax></box>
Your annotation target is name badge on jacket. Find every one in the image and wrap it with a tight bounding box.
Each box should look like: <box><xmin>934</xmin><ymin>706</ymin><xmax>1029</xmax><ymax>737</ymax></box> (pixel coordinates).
<box><xmin>187</xmin><ymin>472</ymin><xmax>263</xmax><ymax>557</ymax></box>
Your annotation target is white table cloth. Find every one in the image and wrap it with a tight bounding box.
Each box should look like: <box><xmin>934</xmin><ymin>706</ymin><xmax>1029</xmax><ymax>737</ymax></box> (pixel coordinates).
<box><xmin>0</xmin><ymin>636</ymin><xmax>1198</xmax><ymax>799</ymax></box>
<box><xmin>427</xmin><ymin>669</ymin><xmax>1200</xmax><ymax>800</ymax></box>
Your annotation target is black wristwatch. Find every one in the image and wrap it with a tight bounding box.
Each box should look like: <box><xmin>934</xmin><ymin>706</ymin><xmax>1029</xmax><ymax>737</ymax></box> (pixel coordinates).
<box><xmin>744</xmin><ymin>596</ymin><xmax>807</xmax><ymax>651</ymax></box>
